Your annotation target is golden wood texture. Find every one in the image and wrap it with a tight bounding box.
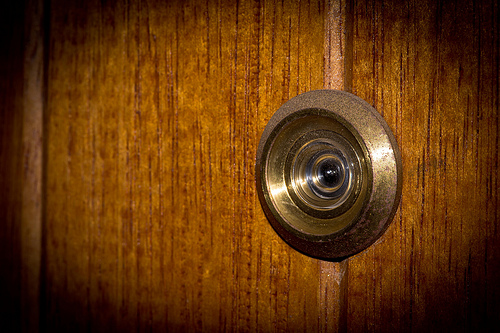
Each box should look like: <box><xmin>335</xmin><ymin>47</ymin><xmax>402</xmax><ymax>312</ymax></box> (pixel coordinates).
<box><xmin>44</xmin><ymin>0</ymin><xmax>347</xmax><ymax>331</ymax></box>
<box><xmin>9</xmin><ymin>0</ymin><xmax>494</xmax><ymax>331</ymax></box>
<box><xmin>347</xmin><ymin>0</ymin><xmax>499</xmax><ymax>331</ymax></box>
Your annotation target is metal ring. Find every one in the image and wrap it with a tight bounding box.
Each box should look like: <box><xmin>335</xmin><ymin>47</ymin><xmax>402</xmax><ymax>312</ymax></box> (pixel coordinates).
<box><xmin>256</xmin><ymin>90</ymin><xmax>402</xmax><ymax>260</ymax></box>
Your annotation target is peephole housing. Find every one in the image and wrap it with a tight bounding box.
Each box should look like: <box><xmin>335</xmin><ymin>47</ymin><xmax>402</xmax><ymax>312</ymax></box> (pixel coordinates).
<box><xmin>256</xmin><ymin>90</ymin><xmax>402</xmax><ymax>260</ymax></box>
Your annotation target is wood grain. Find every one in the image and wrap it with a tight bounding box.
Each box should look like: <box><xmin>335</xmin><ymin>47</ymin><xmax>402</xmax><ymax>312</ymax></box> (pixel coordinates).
<box><xmin>2</xmin><ymin>0</ymin><xmax>497</xmax><ymax>331</ymax></box>
<box><xmin>346</xmin><ymin>0</ymin><xmax>500</xmax><ymax>331</ymax></box>
<box><xmin>44</xmin><ymin>0</ymin><xmax>347</xmax><ymax>331</ymax></box>
<box><xmin>21</xmin><ymin>1</ymin><xmax>44</xmax><ymax>332</ymax></box>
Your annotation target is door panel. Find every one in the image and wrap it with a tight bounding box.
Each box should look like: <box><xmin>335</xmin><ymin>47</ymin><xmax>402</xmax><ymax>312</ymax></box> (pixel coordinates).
<box><xmin>1</xmin><ymin>0</ymin><xmax>498</xmax><ymax>332</ymax></box>
<box><xmin>347</xmin><ymin>0</ymin><xmax>499</xmax><ymax>331</ymax></box>
<box><xmin>44</xmin><ymin>0</ymin><xmax>346</xmax><ymax>331</ymax></box>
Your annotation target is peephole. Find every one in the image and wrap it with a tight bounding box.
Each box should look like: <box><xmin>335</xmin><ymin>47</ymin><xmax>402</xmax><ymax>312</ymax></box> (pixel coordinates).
<box><xmin>256</xmin><ymin>90</ymin><xmax>402</xmax><ymax>260</ymax></box>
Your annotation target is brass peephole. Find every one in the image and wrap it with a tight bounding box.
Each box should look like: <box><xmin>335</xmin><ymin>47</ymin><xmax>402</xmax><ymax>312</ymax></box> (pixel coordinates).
<box><xmin>256</xmin><ymin>90</ymin><xmax>402</xmax><ymax>260</ymax></box>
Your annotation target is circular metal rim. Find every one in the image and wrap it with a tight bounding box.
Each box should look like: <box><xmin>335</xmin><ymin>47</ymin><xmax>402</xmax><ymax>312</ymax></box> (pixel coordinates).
<box><xmin>256</xmin><ymin>89</ymin><xmax>403</xmax><ymax>260</ymax></box>
<box><xmin>262</xmin><ymin>110</ymin><xmax>372</xmax><ymax>237</ymax></box>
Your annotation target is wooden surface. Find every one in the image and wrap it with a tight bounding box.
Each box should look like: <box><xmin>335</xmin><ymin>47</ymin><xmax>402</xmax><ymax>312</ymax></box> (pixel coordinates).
<box><xmin>1</xmin><ymin>0</ymin><xmax>499</xmax><ymax>331</ymax></box>
<box><xmin>44</xmin><ymin>0</ymin><xmax>346</xmax><ymax>331</ymax></box>
<box><xmin>21</xmin><ymin>1</ymin><xmax>44</xmax><ymax>332</ymax></box>
<box><xmin>347</xmin><ymin>0</ymin><xmax>500</xmax><ymax>331</ymax></box>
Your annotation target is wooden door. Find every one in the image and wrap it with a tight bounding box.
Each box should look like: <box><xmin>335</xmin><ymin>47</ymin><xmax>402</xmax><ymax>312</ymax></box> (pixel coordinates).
<box><xmin>1</xmin><ymin>0</ymin><xmax>499</xmax><ymax>331</ymax></box>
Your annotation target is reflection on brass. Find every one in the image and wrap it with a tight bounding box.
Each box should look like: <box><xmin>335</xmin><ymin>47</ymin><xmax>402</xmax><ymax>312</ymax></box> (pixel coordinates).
<box><xmin>256</xmin><ymin>90</ymin><xmax>402</xmax><ymax>260</ymax></box>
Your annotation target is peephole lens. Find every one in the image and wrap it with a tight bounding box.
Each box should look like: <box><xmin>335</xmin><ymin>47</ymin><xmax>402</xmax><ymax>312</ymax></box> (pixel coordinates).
<box><xmin>290</xmin><ymin>133</ymin><xmax>359</xmax><ymax>212</ymax></box>
<box><xmin>318</xmin><ymin>159</ymin><xmax>342</xmax><ymax>188</ymax></box>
